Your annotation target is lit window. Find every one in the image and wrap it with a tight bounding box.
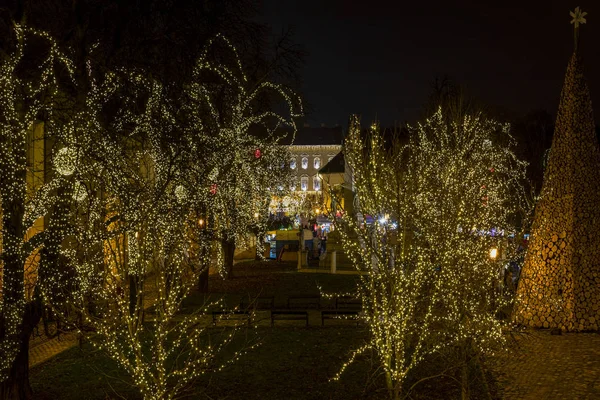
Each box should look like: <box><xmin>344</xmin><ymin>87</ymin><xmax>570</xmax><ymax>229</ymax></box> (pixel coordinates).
<box><xmin>290</xmin><ymin>180</ymin><xmax>296</xmax><ymax>191</ymax></box>
<box><xmin>301</xmin><ymin>157</ymin><xmax>308</xmax><ymax>169</ymax></box>
<box><xmin>290</xmin><ymin>158</ymin><xmax>296</xmax><ymax>169</ymax></box>
<box><xmin>314</xmin><ymin>157</ymin><xmax>321</xmax><ymax>169</ymax></box>
<box><xmin>301</xmin><ymin>176</ymin><xmax>308</xmax><ymax>191</ymax></box>
<box><xmin>313</xmin><ymin>175</ymin><xmax>321</xmax><ymax>191</ymax></box>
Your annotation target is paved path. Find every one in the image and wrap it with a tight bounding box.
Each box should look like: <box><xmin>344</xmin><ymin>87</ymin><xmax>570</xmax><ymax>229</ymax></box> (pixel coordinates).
<box><xmin>30</xmin><ymin>332</ymin><xmax>78</xmax><ymax>368</ymax></box>
<box><xmin>491</xmin><ymin>329</ymin><xmax>600</xmax><ymax>399</ymax></box>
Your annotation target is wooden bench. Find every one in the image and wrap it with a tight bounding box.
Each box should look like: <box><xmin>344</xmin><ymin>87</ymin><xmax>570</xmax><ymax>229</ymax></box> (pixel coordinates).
<box><xmin>239</xmin><ymin>296</ymin><xmax>275</xmax><ymax>310</ymax></box>
<box><xmin>271</xmin><ymin>310</ymin><xmax>309</xmax><ymax>327</ymax></box>
<box><xmin>287</xmin><ymin>295</ymin><xmax>320</xmax><ymax>309</ymax></box>
<box><xmin>212</xmin><ymin>310</ymin><xmax>251</xmax><ymax>326</ymax></box>
<box><xmin>321</xmin><ymin>310</ymin><xmax>360</xmax><ymax>326</ymax></box>
<box><xmin>335</xmin><ymin>296</ymin><xmax>362</xmax><ymax>310</ymax></box>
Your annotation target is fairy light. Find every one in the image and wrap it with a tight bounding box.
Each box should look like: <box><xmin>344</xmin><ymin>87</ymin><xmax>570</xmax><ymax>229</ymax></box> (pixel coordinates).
<box><xmin>2</xmin><ymin>23</ymin><xmax>300</xmax><ymax>398</ymax></box>
<box><xmin>332</xmin><ymin>109</ymin><xmax>530</xmax><ymax>395</ymax></box>
<box><xmin>183</xmin><ymin>34</ymin><xmax>302</xmax><ymax>273</ymax></box>
<box><xmin>53</xmin><ymin>147</ymin><xmax>79</xmax><ymax>176</ymax></box>
<box><xmin>0</xmin><ymin>23</ymin><xmax>75</xmax><ymax>382</ymax></box>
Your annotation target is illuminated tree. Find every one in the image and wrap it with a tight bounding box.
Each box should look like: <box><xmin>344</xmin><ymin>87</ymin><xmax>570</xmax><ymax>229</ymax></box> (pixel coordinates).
<box><xmin>0</xmin><ymin>17</ymin><xmax>300</xmax><ymax>399</ymax></box>
<box><xmin>183</xmin><ymin>35</ymin><xmax>302</xmax><ymax>279</ymax></box>
<box><xmin>35</xmin><ymin>66</ymin><xmax>253</xmax><ymax>399</ymax></box>
<box><xmin>334</xmin><ymin>110</ymin><xmax>530</xmax><ymax>399</ymax></box>
<box><xmin>0</xmin><ymin>24</ymin><xmax>75</xmax><ymax>399</ymax></box>
<box><xmin>36</xmin><ymin>33</ymin><xmax>300</xmax><ymax>398</ymax></box>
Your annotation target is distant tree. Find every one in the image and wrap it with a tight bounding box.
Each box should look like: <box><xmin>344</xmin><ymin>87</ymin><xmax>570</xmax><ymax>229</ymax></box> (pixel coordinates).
<box><xmin>511</xmin><ymin>110</ymin><xmax>555</xmax><ymax>194</ymax></box>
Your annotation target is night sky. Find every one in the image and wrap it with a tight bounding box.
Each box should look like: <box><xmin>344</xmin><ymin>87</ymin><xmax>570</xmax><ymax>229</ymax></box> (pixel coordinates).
<box><xmin>260</xmin><ymin>0</ymin><xmax>600</xmax><ymax>127</ymax></box>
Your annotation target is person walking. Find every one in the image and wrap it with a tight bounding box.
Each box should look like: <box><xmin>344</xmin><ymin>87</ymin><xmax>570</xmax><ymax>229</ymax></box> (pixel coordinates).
<box><xmin>312</xmin><ymin>233</ymin><xmax>320</xmax><ymax>260</ymax></box>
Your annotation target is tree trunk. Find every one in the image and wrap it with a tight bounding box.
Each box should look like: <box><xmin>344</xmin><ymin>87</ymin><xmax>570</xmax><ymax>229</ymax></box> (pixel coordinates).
<box><xmin>128</xmin><ymin>275</ymin><xmax>138</xmax><ymax>317</ymax></box>
<box><xmin>460</xmin><ymin>341</ymin><xmax>472</xmax><ymax>400</ymax></box>
<box><xmin>255</xmin><ymin>233</ymin><xmax>264</xmax><ymax>261</ymax></box>
<box><xmin>0</xmin><ymin>302</ymin><xmax>41</xmax><ymax>400</ymax></box>
<box><xmin>222</xmin><ymin>239</ymin><xmax>236</xmax><ymax>279</ymax></box>
<box><xmin>197</xmin><ymin>267</ymin><xmax>209</xmax><ymax>293</ymax></box>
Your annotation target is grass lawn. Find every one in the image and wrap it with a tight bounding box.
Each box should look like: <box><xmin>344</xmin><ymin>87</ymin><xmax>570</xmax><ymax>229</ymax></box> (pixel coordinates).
<box><xmin>31</xmin><ymin>261</ymin><xmax>388</xmax><ymax>399</ymax></box>
<box><xmin>29</xmin><ymin>261</ymin><xmax>496</xmax><ymax>399</ymax></box>
<box><xmin>30</xmin><ymin>327</ymin><xmax>387</xmax><ymax>400</ymax></box>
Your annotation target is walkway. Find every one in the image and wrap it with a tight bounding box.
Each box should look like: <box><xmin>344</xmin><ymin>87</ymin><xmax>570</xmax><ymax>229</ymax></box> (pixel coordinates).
<box><xmin>30</xmin><ymin>332</ymin><xmax>78</xmax><ymax>368</ymax></box>
<box><xmin>490</xmin><ymin>329</ymin><xmax>600</xmax><ymax>399</ymax></box>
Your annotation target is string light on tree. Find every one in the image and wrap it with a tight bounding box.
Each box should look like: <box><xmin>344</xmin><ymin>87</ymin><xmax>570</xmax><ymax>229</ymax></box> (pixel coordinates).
<box><xmin>332</xmin><ymin>108</ymin><xmax>530</xmax><ymax>398</ymax></box>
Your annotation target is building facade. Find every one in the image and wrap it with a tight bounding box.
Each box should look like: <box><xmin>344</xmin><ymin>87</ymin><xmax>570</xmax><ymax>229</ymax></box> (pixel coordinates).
<box><xmin>288</xmin><ymin>144</ymin><xmax>342</xmax><ymax>193</ymax></box>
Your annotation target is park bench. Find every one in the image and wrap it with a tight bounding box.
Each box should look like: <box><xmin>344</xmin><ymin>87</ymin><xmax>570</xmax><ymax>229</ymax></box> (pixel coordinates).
<box><xmin>287</xmin><ymin>295</ymin><xmax>321</xmax><ymax>309</ymax></box>
<box><xmin>239</xmin><ymin>295</ymin><xmax>275</xmax><ymax>310</ymax></box>
<box><xmin>335</xmin><ymin>295</ymin><xmax>362</xmax><ymax>310</ymax></box>
<box><xmin>321</xmin><ymin>310</ymin><xmax>360</xmax><ymax>326</ymax></box>
<box><xmin>212</xmin><ymin>310</ymin><xmax>251</xmax><ymax>326</ymax></box>
<box><xmin>271</xmin><ymin>310</ymin><xmax>309</xmax><ymax>327</ymax></box>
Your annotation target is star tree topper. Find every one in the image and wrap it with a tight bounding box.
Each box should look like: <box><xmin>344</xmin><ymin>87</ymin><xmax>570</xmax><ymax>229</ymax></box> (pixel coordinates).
<box><xmin>570</xmin><ymin>7</ymin><xmax>588</xmax><ymax>50</ymax></box>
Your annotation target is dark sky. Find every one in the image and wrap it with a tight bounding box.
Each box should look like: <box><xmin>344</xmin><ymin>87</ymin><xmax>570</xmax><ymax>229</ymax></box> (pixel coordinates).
<box><xmin>259</xmin><ymin>0</ymin><xmax>600</xmax><ymax>127</ymax></box>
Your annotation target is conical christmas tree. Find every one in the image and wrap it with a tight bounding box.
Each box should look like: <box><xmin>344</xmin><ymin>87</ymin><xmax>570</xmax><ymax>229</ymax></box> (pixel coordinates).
<box><xmin>514</xmin><ymin>8</ymin><xmax>600</xmax><ymax>331</ymax></box>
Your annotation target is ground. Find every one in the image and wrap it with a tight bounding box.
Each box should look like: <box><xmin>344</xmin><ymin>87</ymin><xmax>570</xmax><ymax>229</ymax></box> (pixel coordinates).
<box><xmin>27</xmin><ymin>261</ymin><xmax>600</xmax><ymax>399</ymax></box>
<box><xmin>490</xmin><ymin>330</ymin><xmax>600</xmax><ymax>400</ymax></box>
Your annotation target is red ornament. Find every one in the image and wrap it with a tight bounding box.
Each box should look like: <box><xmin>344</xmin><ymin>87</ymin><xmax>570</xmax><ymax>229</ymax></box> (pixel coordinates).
<box><xmin>489</xmin><ymin>167</ymin><xmax>495</xmax><ymax>173</ymax></box>
<box><xmin>210</xmin><ymin>184</ymin><xmax>218</xmax><ymax>195</ymax></box>
<box><xmin>254</xmin><ymin>148</ymin><xmax>261</xmax><ymax>159</ymax></box>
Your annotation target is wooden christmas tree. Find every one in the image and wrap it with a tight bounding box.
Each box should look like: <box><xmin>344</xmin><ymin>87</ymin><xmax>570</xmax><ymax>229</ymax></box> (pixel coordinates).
<box><xmin>514</xmin><ymin>7</ymin><xmax>600</xmax><ymax>331</ymax></box>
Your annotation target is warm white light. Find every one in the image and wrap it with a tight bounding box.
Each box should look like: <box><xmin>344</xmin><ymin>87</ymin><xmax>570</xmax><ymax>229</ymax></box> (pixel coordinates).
<box><xmin>54</xmin><ymin>147</ymin><xmax>78</xmax><ymax>176</ymax></box>
<box><xmin>174</xmin><ymin>185</ymin><xmax>186</xmax><ymax>202</ymax></box>
<box><xmin>198</xmin><ymin>219</ymin><xmax>204</xmax><ymax>226</ymax></box>
<box><xmin>72</xmin><ymin>181</ymin><xmax>87</xmax><ymax>201</ymax></box>
<box><xmin>489</xmin><ymin>248</ymin><xmax>498</xmax><ymax>260</ymax></box>
<box><xmin>208</xmin><ymin>167</ymin><xmax>219</xmax><ymax>181</ymax></box>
